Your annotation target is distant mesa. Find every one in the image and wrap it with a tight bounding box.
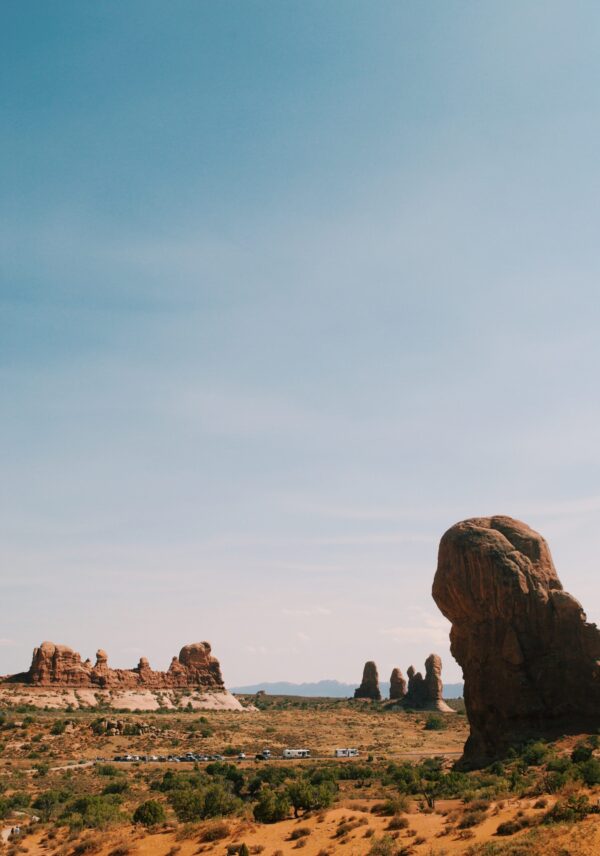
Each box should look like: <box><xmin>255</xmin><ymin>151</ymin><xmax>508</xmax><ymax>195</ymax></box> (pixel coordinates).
<box><xmin>354</xmin><ymin>660</ymin><xmax>381</xmax><ymax>700</ymax></box>
<box><xmin>433</xmin><ymin>515</ymin><xmax>600</xmax><ymax>766</ymax></box>
<box><xmin>2</xmin><ymin>640</ymin><xmax>225</xmax><ymax>690</ymax></box>
<box><xmin>230</xmin><ymin>679</ymin><xmax>464</xmax><ymax>698</ymax></box>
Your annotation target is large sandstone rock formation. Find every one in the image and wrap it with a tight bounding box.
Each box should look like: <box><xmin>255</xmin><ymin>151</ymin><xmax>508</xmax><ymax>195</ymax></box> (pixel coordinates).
<box><xmin>433</xmin><ymin>516</ymin><xmax>600</xmax><ymax>766</ymax></box>
<box><xmin>403</xmin><ymin>655</ymin><xmax>453</xmax><ymax>712</ymax></box>
<box><xmin>4</xmin><ymin>641</ymin><xmax>225</xmax><ymax>690</ymax></box>
<box><xmin>354</xmin><ymin>661</ymin><xmax>381</xmax><ymax>700</ymax></box>
<box><xmin>389</xmin><ymin>667</ymin><xmax>407</xmax><ymax>700</ymax></box>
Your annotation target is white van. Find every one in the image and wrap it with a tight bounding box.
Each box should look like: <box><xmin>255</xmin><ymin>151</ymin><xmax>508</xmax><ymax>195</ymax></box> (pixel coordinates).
<box><xmin>334</xmin><ymin>748</ymin><xmax>360</xmax><ymax>758</ymax></box>
<box><xmin>282</xmin><ymin>748</ymin><xmax>311</xmax><ymax>759</ymax></box>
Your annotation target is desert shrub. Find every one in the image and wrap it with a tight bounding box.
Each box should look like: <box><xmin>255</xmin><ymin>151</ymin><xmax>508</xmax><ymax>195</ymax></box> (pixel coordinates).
<box><xmin>102</xmin><ymin>780</ymin><xmax>129</xmax><ymax>795</ymax></box>
<box><xmin>169</xmin><ymin>783</ymin><xmax>240</xmax><ymax>821</ymax></box>
<box><xmin>253</xmin><ymin>787</ymin><xmax>290</xmax><ymax>823</ymax></box>
<box><xmin>545</xmin><ymin>755</ymin><xmax>572</xmax><ymax>774</ymax></box>
<box><xmin>200</xmin><ymin>820</ymin><xmax>230</xmax><ymax>841</ymax></box>
<box><xmin>367</xmin><ymin>835</ymin><xmax>395</xmax><ymax>856</ymax></box>
<box><xmin>578</xmin><ymin>757</ymin><xmax>600</xmax><ymax>785</ymax></box>
<box><xmin>286</xmin><ymin>778</ymin><xmax>335</xmax><ymax>816</ymax></box>
<box><xmin>459</xmin><ymin>809</ymin><xmax>487</xmax><ymax>828</ymax></box>
<box><xmin>72</xmin><ymin>839</ymin><xmax>102</xmax><ymax>855</ymax></box>
<box><xmin>307</xmin><ymin>766</ymin><xmax>338</xmax><ymax>787</ymax></box>
<box><xmin>520</xmin><ymin>742</ymin><xmax>548</xmax><ymax>766</ymax></box>
<box><xmin>247</xmin><ymin>765</ymin><xmax>296</xmax><ymax>796</ymax></box>
<box><xmin>386</xmin><ymin>814</ymin><xmax>409</xmax><ymax>830</ymax></box>
<box><xmin>424</xmin><ymin>714</ymin><xmax>445</xmax><ymax>731</ymax></box>
<box><xmin>496</xmin><ymin>817</ymin><xmax>530</xmax><ymax>836</ymax></box>
<box><xmin>337</xmin><ymin>763</ymin><xmax>375</xmax><ymax>782</ymax></box>
<box><xmin>289</xmin><ymin>826</ymin><xmax>311</xmax><ymax>840</ymax></box>
<box><xmin>96</xmin><ymin>764</ymin><xmax>119</xmax><ymax>777</ymax></box>
<box><xmin>62</xmin><ymin>794</ymin><xmax>124</xmax><ymax>829</ymax></box>
<box><xmin>543</xmin><ymin>794</ymin><xmax>593</xmax><ymax>824</ymax></box>
<box><xmin>7</xmin><ymin>792</ymin><xmax>30</xmax><ymax>810</ymax></box>
<box><xmin>206</xmin><ymin>762</ymin><xmax>246</xmax><ymax>795</ymax></box>
<box><xmin>571</xmin><ymin>741</ymin><xmax>593</xmax><ymax>763</ymax></box>
<box><xmin>32</xmin><ymin>789</ymin><xmax>69</xmax><ymax>820</ymax></box>
<box><xmin>132</xmin><ymin>799</ymin><xmax>166</xmax><ymax>827</ymax></box>
<box><xmin>541</xmin><ymin>770</ymin><xmax>570</xmax><ymax>793</ymax></box>
<box><xmin>382</xmin><ymin>796</ymin><xmax>411</xmax><ymax>816</ymax></box>
<box><xmin>202</xmin><ymin>782</ymin><xmax>242</xmax><ymax>818</ymax></box>
<box><xmin>155</xmin><ymin>770</ymin><xmax>205</xmax><ymax>792</ymax></box>
<box><xmin>50</xmin><ymin>719</ymin><xmax>67</xmax><ymax>735</ymax></box>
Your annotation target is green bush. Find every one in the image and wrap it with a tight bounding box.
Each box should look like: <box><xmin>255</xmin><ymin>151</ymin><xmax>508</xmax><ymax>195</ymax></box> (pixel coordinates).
<box><xmin>367</xmin><ymin>835</ymin><xmax>396</xmax><ymax>855</ymax></box>
<box><xmin>169</xmin><ymin>788</ymin><xmax>204</xmax><ymax>822</ymax></box>
<box><xmin>63</xmin><ymin>794</ymin><xmax>124</xmax><ymax>829</ymax></box>
<box><xmin>102</xmin><ymin>780</ymin><xmax>129</xmax><ymax>795</ymax></box>
<box><xmin>132</xmin><ymin>800</ymin><xmax>166</xmax><ymax>827</ymax></box>
<box><xmin>253</xmin><ymin>787</ymin><xmax>290</xmax><ymax>823</ymax></box>
<box><xmin>571</xmin><ymin>742</ymin><xmax>593</xmax><ymax>763</ymax></box>
<box><xmin>285</xmin><ymin>778</ymin><xmax>335</xmax><ymax>816</ymax></box>
<box><xmin>168</xmin><ymin>783</ymin><xmax>241</xmax><ymax>821</ymax></box>
<box><xmin>32</xmin><ymin>789</ymin><xmax>69</xmax><ymax>820</ymax></box>
<box><xmin>496</xmin><ymin>817</ymin><xmax>530</xmax><ymax>836</ymax></box>
<box><xmin>459</xmin><ymin>809</ymin><xmax>487</xmax><ymax>828</ymax></box>
<box><xmin>543</xmin><ymin>794</ymin><xmax>593</xmax><ymax>824</ymax></box>
<box><xmin>424</xmin><ymin>715</ymin><xmax>446</xmax><ymax>731</ymax></box>
<box><xmin>200</xmin><ymin>820</ymin><xmax>230</xmax><ymax>841</ymax></box>
<box><xmin>520</xmin><ymin>742</ymin><xmax>549</xmax><ymax>766</ymax></box>
<box><xmin>96</xmin><ymin>764</ymin><xmax>119</xmax><ymax>777</ymax></box>
<box><xmin>578</xmin><ymin>757</ymin><xmax>600</xmax><ymax>786</ymax></box>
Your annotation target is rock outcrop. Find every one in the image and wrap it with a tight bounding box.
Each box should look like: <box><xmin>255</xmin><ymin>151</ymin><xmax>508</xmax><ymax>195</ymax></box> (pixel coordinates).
<box><xmin>389</xmin><ymin>667</ymin><xmax>407</xmax><ymax>700</ymax></box>
<box><xmin>433</xmin><ymin>515</ymin><xmax>600</xmax><ymax>766</ymax></box>
<box><xmin>403</xmin><ymin>656</ymin><xmax>453</xmax><ymax>712</ymax></box>
<box><xmin>4</xmin><ymin>641</ymin><xmax>225</xmax><ymax>690</ymax></box>
<box><xmin>354</xmin><ymin>661</ymin><xmax>381</xmax><ymax>700</ymax></box>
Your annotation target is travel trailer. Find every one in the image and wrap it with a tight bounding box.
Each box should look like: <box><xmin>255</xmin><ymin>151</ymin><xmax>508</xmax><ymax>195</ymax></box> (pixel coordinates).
<box><xmin>282</xmin><ymin>748</ymin><xmax>311</xmax><ymax>759</ymax></box>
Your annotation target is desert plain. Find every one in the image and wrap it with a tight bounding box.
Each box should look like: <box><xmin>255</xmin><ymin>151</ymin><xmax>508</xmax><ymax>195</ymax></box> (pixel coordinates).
<box><xmin>0</xmin><ymin>693</ymin><xmax>598</xmax><ymax>856</ymax></box>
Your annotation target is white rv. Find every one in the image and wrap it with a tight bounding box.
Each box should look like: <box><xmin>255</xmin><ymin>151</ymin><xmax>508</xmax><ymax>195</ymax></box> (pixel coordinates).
<box><xmin>282</xmin><ymin>748</ymin><xmax>311</xmax><ymax>759</ymax></box>
<box><xmin>334</xmin><ymin>748</ymin><xmax>360</xmax><ymax>758</ymax></box>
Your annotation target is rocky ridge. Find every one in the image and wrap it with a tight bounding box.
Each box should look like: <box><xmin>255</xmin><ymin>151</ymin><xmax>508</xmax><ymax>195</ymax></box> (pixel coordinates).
<box><xmin>2</xmin><ymin>641</ymin><xmax>225</xmax><ymax>690</ymax></box>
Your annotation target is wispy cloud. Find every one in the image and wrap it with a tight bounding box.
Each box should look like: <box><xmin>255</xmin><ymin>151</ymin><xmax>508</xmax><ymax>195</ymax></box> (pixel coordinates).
<box><xmin>282</xmin><ymin>606</ymin><xmax>332</xmax><ymax>617</ymax></box>
<box><xmin>380</xmin><ymin>611</ymin><xmax>451</xmax><ymax>649</ymax></box>
<box><xmin>245</xmin><ymin>645</ymin><xmax>268</xmax><ymax>655</ymax></box>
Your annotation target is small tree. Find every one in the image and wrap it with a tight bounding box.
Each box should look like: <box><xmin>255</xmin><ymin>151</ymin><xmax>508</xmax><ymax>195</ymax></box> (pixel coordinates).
<box><xmin>133</xmin><ymin>800</ymin><xmax>166</xmax><ymax>827</ymax></box>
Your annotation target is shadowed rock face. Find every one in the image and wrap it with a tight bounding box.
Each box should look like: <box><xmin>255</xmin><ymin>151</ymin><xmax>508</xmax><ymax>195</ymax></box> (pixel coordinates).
<box><xmin>389</xmin><ymin>667</ymin><xmax>407</xmax><ymax>700</ymax></box>
<box><xmin>403</xmin><ymin>656</ymin><xmax>454</xmax><ymax>712</ymax></box>
<box><xmin>433</xmin><ymin>515</ymin><xmax>600</xmax><ymax>766</ymax></box>
<box><xmin>354</xmin><ymin>661</ymin><xmax>381</xmax><ymax>700</ymax></box>
<box><xmin>4</xmin><ymin>641</ymin><xmax>225</xmax><ymax>690</ymax></box>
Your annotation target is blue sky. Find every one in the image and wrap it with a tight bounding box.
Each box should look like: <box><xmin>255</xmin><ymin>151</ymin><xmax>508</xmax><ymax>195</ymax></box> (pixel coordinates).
<box><xmin>2</xmin><ymin>2</ymin><xmax>600</xmax><ymax>685</ymax></box>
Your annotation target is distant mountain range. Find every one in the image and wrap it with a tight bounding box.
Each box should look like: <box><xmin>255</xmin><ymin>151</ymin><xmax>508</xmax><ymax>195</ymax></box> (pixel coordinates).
<box><xmin>231</xmin><ymin>680</ymin><xmax>464</xmax><ymax>699</ymax></box>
